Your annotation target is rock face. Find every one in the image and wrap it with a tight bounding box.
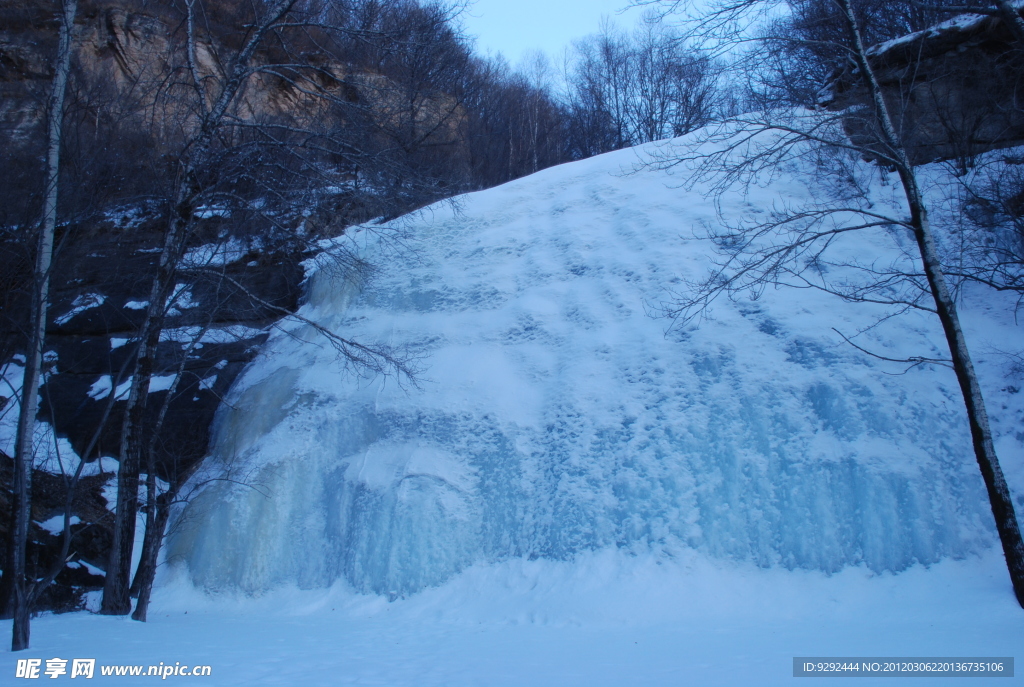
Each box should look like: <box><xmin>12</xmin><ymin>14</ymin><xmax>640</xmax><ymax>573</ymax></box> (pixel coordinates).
<box><xmin>36</xmin><ymin>215</ymin><xmax>304</xmax><ymax>471</ymax></box>
<box><xmin>0</xmin><ymin>0</ymin><xmax>465</xmax><ymax>158</ymax></box>
<box><xmin>0</xmin><ymin>453</ymin><xmax>111</xmax><ymax>612</ymax></box>
<box><xmin>0</xmin><ymin>204</ymin><xmax>307</xmax><ymax>612</ymax></box>
<box><xmin>2</xmin><ymin>0</ymin><xmax>173</xmax><ymax>145</ymax></box>
<box><xmin>822</xmin><ymin>11</ymin><xmax>1024</xmax><ymax>166</ymax></box>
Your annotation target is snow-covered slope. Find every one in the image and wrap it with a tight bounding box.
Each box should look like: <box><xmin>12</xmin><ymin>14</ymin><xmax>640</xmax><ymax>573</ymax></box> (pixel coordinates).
<box><xmin>168</xmin><ymin>136</ymin><xmax>1020</xmax><ymax>600</ymax></box>
<box><xmin>7</xmin><ymin>133</ymin><xmax>1024</xmax><ymax>687</ymax></box>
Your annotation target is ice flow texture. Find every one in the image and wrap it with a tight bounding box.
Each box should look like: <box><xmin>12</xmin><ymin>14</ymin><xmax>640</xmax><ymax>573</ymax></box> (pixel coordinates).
<box><xmin>169</xmin><ymin>145</ymin><xmax>993</xmax><ymax>597</ymax></box>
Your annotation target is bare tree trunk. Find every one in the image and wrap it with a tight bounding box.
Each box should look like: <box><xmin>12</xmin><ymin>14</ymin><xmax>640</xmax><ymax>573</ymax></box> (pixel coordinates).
<box><xmin>100</xmin><ymin>216</ymin><xmax>182</xmax><ymax>615</ymax></box>
<box><xmin>840</xmin><ymin>0</ymin><xmax>1024</xmax><ymax>607</ymax></box>
<box><xmin>131</xmin><ymin>487</ymin><xmax>179</xmax><ymax>622</ymax></box>
<box><xmin>129</xmin><ymin>326</ymin><xmax>204</xmax><ymax>607</ymax></box>
<box><xmin>9</xmin><ymin>0</ymin><xmax>77</xmax><ymax>651</ymax></box>
<box><xmin>130</xmin><ymin>500</ymin><xmax>167</xmax><ymax>622</ymax></box>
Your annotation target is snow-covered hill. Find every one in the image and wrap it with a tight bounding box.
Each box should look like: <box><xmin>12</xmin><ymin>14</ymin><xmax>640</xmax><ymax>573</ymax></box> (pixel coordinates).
<box><xmin>8</xmin><ymin>133</ymin><xmax>1024</xmax><ymax>686</ymax></box>
<box><xmin>169</xmin><ymin>134</ymin><xmax>1020</xmax><ymax>599</ymax></box>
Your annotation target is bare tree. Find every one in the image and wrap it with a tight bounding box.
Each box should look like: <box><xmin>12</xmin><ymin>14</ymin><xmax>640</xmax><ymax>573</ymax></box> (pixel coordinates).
<box><xmin>8</xmin><ymin>0</ymin><xmax>77</xmax><ymax>651</ymax></box>
<box><xmin>563</xmin><ymin>16</ymin><xmax>721</xmax><ymax>157</ymax></box>
<box><xmin>642</xmin><ymin>0</ymin><xmax>1024</xmax><ymax>606</ymax></box>
<box><xmin>128</xmin><ymin>321</ymin><xmax>206</xmax><ymax>622</ymax></box>
<box><xmin>565</xmin><ymin>23</ymin><xmax>635</xmax><ymax>155</ymax></box>
<box><xmin>101</xmin><ymin>0</ymin><xmax>304</xmax><ymax>617</ymax></box>
<box><xmin>102</xmin><ymin>0</ymin><xmax>296</xmax><ymax>615</ymax></box>
<box><xmin>951</xmin><ymin>158</ymin><xmax>1024</xmax><ymax>304</ymax></box>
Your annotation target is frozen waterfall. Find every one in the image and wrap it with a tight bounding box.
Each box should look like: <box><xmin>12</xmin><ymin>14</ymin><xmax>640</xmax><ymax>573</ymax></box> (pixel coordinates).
<box><xmin>168</xmin><ymin>144</ymin><xmax>996</xmax><ymax>598</ymax></box>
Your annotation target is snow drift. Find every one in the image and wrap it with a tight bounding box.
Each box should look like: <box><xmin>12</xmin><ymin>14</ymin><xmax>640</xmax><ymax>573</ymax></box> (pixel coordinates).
<box><xmin>167</xmin><ymin>136</ymin><xmax>1006</xmax><ymax>598</ymax></box>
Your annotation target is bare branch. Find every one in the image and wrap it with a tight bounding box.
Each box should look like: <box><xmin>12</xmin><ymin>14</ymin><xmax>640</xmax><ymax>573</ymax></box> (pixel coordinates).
<box><xmin>831</xmin><ymin>327</ymin><xmax>952</xmax><ymax>370</ymax></box>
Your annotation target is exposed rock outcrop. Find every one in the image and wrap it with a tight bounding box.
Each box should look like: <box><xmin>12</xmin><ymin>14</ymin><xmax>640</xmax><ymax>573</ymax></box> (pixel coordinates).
<box><xmin>822</xmin><ymin>10</ymin><xmax>1024</xmax><ymax>166</ymax></box>
<box><xmin>0</xmin><ymin>204</ymin><xmax>308</xmax><ymax>612</ymax></box>
<box><xmin>0</xmin><ymin>0</ymin><xmax>465</xmax><ymax>157</ymax></box>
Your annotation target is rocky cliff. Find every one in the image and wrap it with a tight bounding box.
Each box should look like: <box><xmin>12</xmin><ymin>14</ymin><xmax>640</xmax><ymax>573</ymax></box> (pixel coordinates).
<box><xmin>822</xmin><ymin>9</ymin><xmax>1024</xmax><ymax>166</ymax></box>
<box><xmin>1</xmin><ymin>0</ymin><xmax>466</xmax><ymax>162</ymax></box>
<box><xmin>0</xmin><ymin>203</ymin><xmax>308</xmax><ymax>611</ymax></box>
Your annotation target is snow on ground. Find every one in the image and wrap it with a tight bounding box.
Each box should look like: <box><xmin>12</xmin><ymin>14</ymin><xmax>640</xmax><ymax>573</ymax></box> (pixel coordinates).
<box><xmin>4</xmin><ymin>128</ymin><xmax>1024</xmax><ymax>683</ymax></box>
<box><xmin>3</xmin><ymin>549</ymin><xmax>1022</xmax><ymax>685</ymax></box>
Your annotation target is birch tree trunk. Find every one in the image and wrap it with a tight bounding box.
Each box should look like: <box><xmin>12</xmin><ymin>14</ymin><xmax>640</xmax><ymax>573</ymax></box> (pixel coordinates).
<box><xmin>839</xmin><ymin>0</ymin><xmax>1024</xmax><ymax>607</ymax></box>
<box><xmin>9</xmin><ymin>0</ymin><xmax>77</xmax><ymax>651</ymax></box>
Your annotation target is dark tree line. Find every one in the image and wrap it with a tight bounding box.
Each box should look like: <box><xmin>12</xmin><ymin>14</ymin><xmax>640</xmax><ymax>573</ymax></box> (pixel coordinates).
<box><xmin>562</xmin><ymin>18</ymin><xmax>723</xmax><ymax>157</ymax></box>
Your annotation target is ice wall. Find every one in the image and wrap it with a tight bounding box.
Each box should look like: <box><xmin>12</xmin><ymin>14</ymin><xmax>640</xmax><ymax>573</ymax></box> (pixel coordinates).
<box><xmin>169</xmin><ymin>145</ymin><xmax>999</xmax><ymax>597</ymax></box>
